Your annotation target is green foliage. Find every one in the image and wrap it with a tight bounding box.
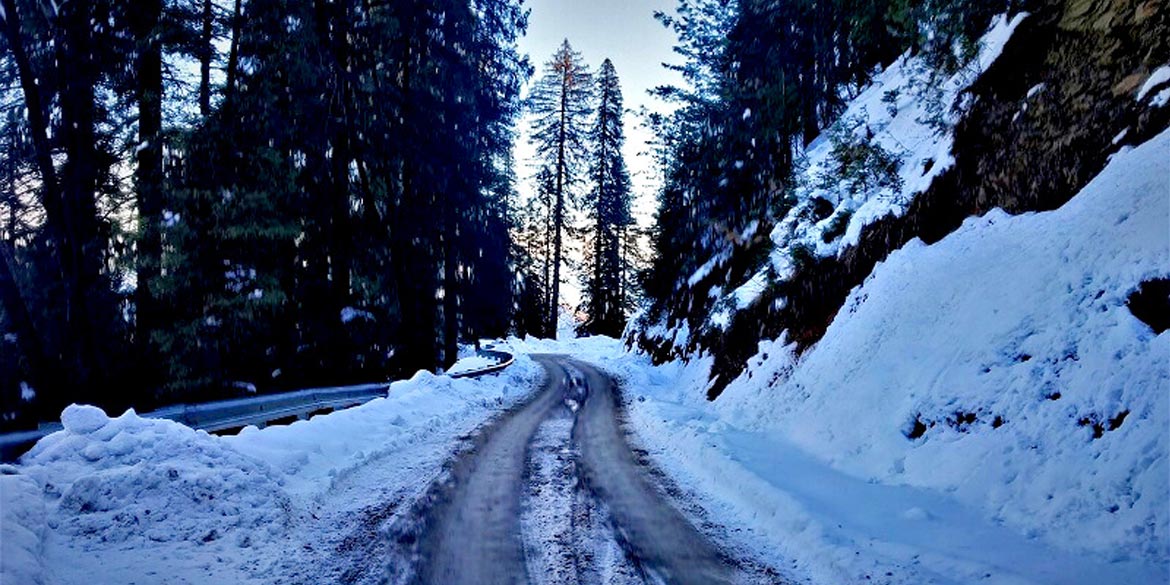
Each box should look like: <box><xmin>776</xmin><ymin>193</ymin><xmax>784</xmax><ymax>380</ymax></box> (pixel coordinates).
<box><xmin>0</xmin><ymin>0</ymin><xmax>531</xmax><ymax>422</ymax></box>
<box><xmin>579</xmin><ymin>59</ymin><xmax>636</xmax><ymax>338</ymax></box>
<box><xmin>525</xmin><ymin>40</ymin><xmax>594</xmax><ymax>337</ymax></box>
<box><xmin>816</xmin><ymin>118</ymin><xmax>905</xmax><ymax>198</ymax></box>
<box><xmin>882</xmin><ymin>88</ymin><xmax>900</xmax><ymax>117</ymax></box>
<box><xmin>821</xmin><ymin>210</ymin><xmax>854</xmax><ymax>243</ymax></box>
<box><xmin>789</xmin><ymin>243</ymin><xmax>816</xmax><ymax>271</ymax></box>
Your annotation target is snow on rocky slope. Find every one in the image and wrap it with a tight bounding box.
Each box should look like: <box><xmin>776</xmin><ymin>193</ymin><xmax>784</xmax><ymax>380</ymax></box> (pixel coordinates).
<box><xmin>699</xmin><ymin>13</ymin><xmax>1028</xmax><ymax>334</ymax></box>
<box><xmin>567</xmin><ymin>126</ymin><xmax>1168</xmax><ymax>584</ymax></box>
<box><xmin>716</xmin><ymin>126</ymin><xmax>1169</xmax><ymax>567</ymax></box>
<box><xmin>0</xmin><ymin>356</ymin><xmax>543</xmax><ymax>584</ymax></box>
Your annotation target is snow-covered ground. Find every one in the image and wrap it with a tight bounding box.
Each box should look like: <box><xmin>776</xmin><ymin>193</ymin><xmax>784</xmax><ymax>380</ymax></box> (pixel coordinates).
<box><xmin>530</xmin><ymin>127</ymin><xmax>1169</xmax><ymax>584</ymax></box>
<box><xmin>0</xmin><ymin>357</ymin><xmax>543</xmax><ymax>584</ymax></box>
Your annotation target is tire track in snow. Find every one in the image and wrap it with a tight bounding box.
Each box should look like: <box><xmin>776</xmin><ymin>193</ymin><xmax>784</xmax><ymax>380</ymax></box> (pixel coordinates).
<box><xmin>518</xmin><ymin>370</ymin><xmax>642</xmax><ymax>585</ymax></box>
<box><xmin>568</xmin><ymin>358</ymin><xmax>738</xmax><ymax>585</ymax></box>
<box><xmin>403</xmin><ymin>355</ymin><xmax>749</xmax><ymax>584</ymax></box>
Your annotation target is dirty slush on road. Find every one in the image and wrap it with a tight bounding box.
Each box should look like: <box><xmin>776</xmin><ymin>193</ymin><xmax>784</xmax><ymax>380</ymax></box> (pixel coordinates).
<box><xmin>368</xmin><ymin>355</ymin><xmax>772</xmax><ymax>585</ymax></box>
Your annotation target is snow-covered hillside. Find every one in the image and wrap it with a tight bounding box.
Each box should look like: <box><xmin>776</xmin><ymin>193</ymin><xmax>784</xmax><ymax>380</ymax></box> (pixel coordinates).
<box><xmin>664</xmin><ymin>13</ymin><xmax>1029</xmax><ymax>342</ymax></box>
<box><xmin>579</xmin><ymin>126</ymin><xmax>1169</xmax><ymax>584</ymax></box>
<box><xmin>717</xmin><ymin>126</ymin><xmax>1169</xmax><ymax>563</ymax></box>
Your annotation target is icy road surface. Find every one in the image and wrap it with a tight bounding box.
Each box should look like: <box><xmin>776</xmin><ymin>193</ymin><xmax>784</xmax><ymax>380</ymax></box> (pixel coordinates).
<box><xmin>400</xmin><ymin>355</ymin><xmax>762</xmax><ymax>584</ymax></box>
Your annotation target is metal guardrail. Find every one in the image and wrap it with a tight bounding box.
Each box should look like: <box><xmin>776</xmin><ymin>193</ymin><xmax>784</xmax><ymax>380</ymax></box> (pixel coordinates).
<box><xmin>149</xmin><ymin>383</ymin><xmax>389</xmax><ymax>432</ymax></box>
<box><xmin>449</xmin><ymin>349</ymin><xmax>515</xmax><ymax>378</ymax></box>
<box><xmin>0</xmin><ymin>349</ymin><xmax>515</xmax><ymax>462</ymax></box>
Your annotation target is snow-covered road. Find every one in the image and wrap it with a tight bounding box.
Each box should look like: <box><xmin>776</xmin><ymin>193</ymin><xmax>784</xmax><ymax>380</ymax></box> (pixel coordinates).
<box><xmin>397</xmin><ymin>355</ymin><xmax>765</xmax><ymax>584</ymax></box>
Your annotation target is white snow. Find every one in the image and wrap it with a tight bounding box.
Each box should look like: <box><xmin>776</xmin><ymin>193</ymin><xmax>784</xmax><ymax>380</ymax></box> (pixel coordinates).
<box><xmin>339</xmin><ymin>306</ymin><xmax>374</xmax><ymax>324</ymax></box>
<box><xmin>446</xmin><ymin>354</ymin><xmax>501</xmax><ymax>376</ymax></box>
<box><xmin>20</xmin><ymin>381</ymin><xmax>35</xmax><ymax>402</ymax></box>
<box><xmin>0</xmin><ymin>357</ymin><xmax>543</xmax><ymax>584</ymax></box>
<box><xmin>1136</xmin><ymin>64</ymin><xmax>1170</xmax><ymax>101</ymax></box>
<box><xmin>1</xmin><ymin>468</ymin><xmax>46</xmax><ymax>585</ymax></box>
<box><xmin>58</xmin><ymin>404</ymin><xmax>110</xmax><ymax>435</ymax></box>
<box><xmin>715</xmin><ymin>128</ymin><xmax>1170</xmax><ymax>573</ymax></box>
<box><xmin>731</xmin><ymin>270</ymin><xmax>769</xmax><ymax>310</ymax></box>
<box><xmin>687</xmin><ymin>254</ymin><xmax>722</xmax><ymax>287</ymax></box>
<box><xmin>536</xmin><ymin>128</ymin><xmax>1169</xmax><ymax>584</ymax></box>
<box><xmin>699</xmin><ymin>13</ymin><xmax>1028</xmax><ymax>334</ymax></box>
<box><xmin>1149</xmin><ymin>88</ymin><xmax>1170</xmax><ymax>108</ymax></box>
<box><xmin>161</xmin><ymin>210</ymin><xmax>181</xmax><ymax>227</ymax></box>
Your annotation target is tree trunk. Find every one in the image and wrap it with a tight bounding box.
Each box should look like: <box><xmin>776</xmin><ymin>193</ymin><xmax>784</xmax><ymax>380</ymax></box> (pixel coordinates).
<box><xmin>58</xmin><ymin>0</ymin><xmax>105</xmax><ymax>402</ymax></box>
<box><xmin>199</xmin><ymin>0</ymin><xmax>214</xmax><ymax>117</ymax></box>
<box><xmin>225</xmin><ymin>0</ymin><xmax>244</xmax><ymax>110</ymax></box>
<box><xmin>442</xmin><ymin>192</ymin><xmax>459</xmax><ymax>369</ymax></box>
<box><xmin>315</xmin><ymin>0</ymin><xmax>353</xmax><ymax>371</ymax></box>
<box><xmin>134</xmin><ymin>0</ymin><xmax>164</xmax><ymax>376</ymax></box>
<box><xmin>0</xmin><ymin>243</ymin><xmax>63</xmax><ymax>420</ymax></box>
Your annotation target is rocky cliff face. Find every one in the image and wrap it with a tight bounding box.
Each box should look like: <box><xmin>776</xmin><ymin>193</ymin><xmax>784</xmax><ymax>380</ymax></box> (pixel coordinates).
<box><xmin>635</xmin><ymin>0</ymin><xmax>1170</xmax><ymax>398</ymax></box>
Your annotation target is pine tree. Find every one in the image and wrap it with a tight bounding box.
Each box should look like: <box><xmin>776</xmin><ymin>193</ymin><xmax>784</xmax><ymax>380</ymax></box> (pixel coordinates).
<box><xmin>580</xmin><ymin>59</ymin><xmax>633</xmax><ymax>337</ymax></box>
<box><xmin>0</xmin><ymin>0</ymin><xmax>531</xmax><ymax>423</ymax></box>
<box><xmin>527</xmin><ymin>40</ymin><xmax>592</xmax><ymax>338</ymax></box>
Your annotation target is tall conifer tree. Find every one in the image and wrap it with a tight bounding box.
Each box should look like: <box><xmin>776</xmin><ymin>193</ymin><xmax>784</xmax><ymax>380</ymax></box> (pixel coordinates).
<box><xmin>580</xmin><ymin>59</ymin><xmax>633</xmax><ymax>337</ymax></box>
<box><xmin>527</xmin><ymin>40</ymin><xmax>592</xmax><ymax>338</ymax></box>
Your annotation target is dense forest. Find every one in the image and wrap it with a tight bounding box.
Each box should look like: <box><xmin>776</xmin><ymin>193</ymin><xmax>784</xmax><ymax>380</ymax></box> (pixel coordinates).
<box><xmin>4</xmin><ymin>0</ymin><xmax>1157</xmax><ymax>424</ymax></box>
<box><xmin>0</xmin><ymin>0</ymin><xmax>638</xmax><ymax>428</ymax></box>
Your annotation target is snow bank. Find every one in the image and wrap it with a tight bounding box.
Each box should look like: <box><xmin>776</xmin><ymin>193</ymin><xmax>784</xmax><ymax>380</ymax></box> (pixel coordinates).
<box><xmin>1</xmin><ymin>356</ymin><xmax>543</xmax><ymax>584</ymax></box>
<box><xmin>224</xmin><ymin>355</ymin><xmax>542</xmax><ymax>500</ymax></box>
<box><xmin>1</xmin><ymin>468</ymin><xmax>48</xmax><ymax>585</ymax></box>
<box><xmin>20</xmin><ymin>405</ymin><xmax>290</xmax><ymax>547</ymax></box>
<box><xmin>719</xmin><ymin>127</ymin><xmax>1170</xmax><ymax>567</ymax></box>
<box><xmin>446</xmin><ymin>354</ymin><xmax>500</xmax><ymax>376</ymax></box>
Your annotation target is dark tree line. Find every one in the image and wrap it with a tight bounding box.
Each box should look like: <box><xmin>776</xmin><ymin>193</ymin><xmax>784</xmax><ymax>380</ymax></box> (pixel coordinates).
<box><xmin>0</xmin><ymin>0</ymin><xmax>530</xmax><ymax>427</ymax></box>
<box><xmin>514</xmin><ymin>41</ymin><xmax>637</xmax><ymax>340</ymax></box>
<box><xmin>637</xmin><ymin>0</ymin><xmax>1015</xmax><ymax>365</ymax></box>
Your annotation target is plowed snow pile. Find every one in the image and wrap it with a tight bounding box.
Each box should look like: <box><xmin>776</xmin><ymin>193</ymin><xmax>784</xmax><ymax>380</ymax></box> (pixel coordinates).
<box><xmin>0</xmin><ymin>355</ymin><xmax>543</xmax><ymax>584</ymax></box>
<box><xmin>20</xmin><ymin>405</ymin><xmax>290</xmax><ymax>547</ymax></box>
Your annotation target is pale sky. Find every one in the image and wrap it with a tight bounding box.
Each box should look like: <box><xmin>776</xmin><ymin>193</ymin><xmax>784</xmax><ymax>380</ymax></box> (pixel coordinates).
<box><xmin>514</xmin><ymin>0</ymin><xmax>684</xmax><ymax>305</ymax></box>
<box><xmin>514</xmin><ymin>0</ymin><xmax>683</xmax><ymax>211</ymax></box>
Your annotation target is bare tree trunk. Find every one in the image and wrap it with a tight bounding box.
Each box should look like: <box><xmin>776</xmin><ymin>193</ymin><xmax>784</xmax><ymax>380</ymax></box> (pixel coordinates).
<box><xmin>58</xmin><ymin>0</ymin><xmax>105</xmax><ymax>401</ymax></box>
<box><xmin>224</xmin><ymin>0</ymin><xmax>244</xmax><ymax>110</ymax></box>
<box><xmin>198</xmin><ymin>0</ymin><xmax>214</xmax><ymax>117</ymax></box>
<box><xmin>134</xmin><ymin>0</ymin><xmax>164</xmax><ymax>376</ymax></box>
<box><xmin>550</xmin><ymin>73</ymin><xmax>569</xmax><ymax>338</ymax></box>
<box><xmin>0</xmin><ymin>243</ymin><xmax>62</xmax><ymax>419</ymax></box>
<box><xmin>443</xmin><ymin>195</ymin><xmax>459</xmax><ymax>368</ymax></box>
<box><xmin>317</xmin><ymin>0</ymin><xmax>353</xmax><ymax>371</ymax></box>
